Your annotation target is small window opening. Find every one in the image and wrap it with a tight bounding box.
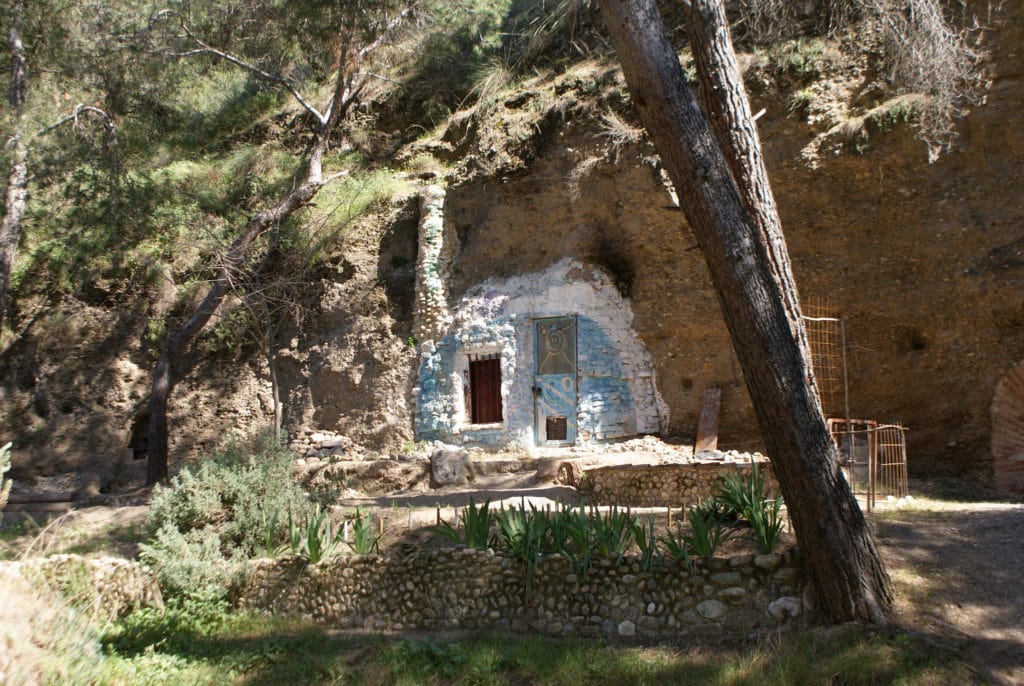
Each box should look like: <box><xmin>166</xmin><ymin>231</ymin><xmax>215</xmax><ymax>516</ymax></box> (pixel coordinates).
<box><xmin>546</xmin><ymin>416</ymin><xmax>568</xmax><ymax>441</ymax></box>
<box><xmin>469</xmin><ymin>354</ymin><xmax>503</xmax><ymax>424</ymax></box>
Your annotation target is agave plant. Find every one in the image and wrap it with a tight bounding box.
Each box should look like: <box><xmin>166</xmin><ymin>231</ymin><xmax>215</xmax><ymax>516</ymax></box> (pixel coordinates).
<box><xmin>718</xmin><ymin>461</ymin><xmax>771</xmax><ymax>523</ymax></box>
<box><xmin>556</xmin><ymin>502</ymin><xmax>594</xmax><ymax>576</ymax></box>
<box><xmin>660</xmin><ymin>526</ymin><xmax>694</xmax><ymax>574</ymax></box>
<box><xmin>685</xmin><ymin>504</ymin><xmax>732</xmax><ymax>558</ymax></box>
<box><xmin>349</xmin><ymin>508</ymin><xmax>380</xmax><ymax>555</ymax></box>
<box><xmin>744</xmin><ymin>493</ymin><xmax>785</xmax><ymax>554</ymax></box>
<box><xmin>630</xmin><ymin>515</ymin><xmax>663</xmax><ymax>573</ymax></box>
<box><xmin>495</xmin><ymin>503</ymin><xmax>549</xmax><ymax>592</ymax></box>
<box><xmin>590</xmin><ymin>505</ymin><xmax>633</xmax><ymax>564</ymax></box>
<box><xmin>287</xmin><ymin>505</ymin><xmax>345</xmax><ymax>563</ymax></box>
<box><xmin>429</xmin><ymin>497</ymin><xmax>494</xmax><ymax>550</ymax></box>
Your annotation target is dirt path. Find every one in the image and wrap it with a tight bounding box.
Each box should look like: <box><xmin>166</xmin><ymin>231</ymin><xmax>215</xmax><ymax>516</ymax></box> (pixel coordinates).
<box><xmin>873</xmin><ymin>501</ymin><xmax>1024</xmax><ymax>685</ymax></box>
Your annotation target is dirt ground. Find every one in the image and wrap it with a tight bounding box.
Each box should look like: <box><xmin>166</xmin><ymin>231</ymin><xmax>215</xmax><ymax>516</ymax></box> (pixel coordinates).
<box><xmin>872</xmin><ymin>495</ymin><xmax>1024</xmax><ymax>686</ymax></box>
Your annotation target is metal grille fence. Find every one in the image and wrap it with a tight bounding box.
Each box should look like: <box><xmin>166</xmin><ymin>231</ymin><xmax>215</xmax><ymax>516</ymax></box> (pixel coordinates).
<box><xmin>827</xmin><ymin>419</ymin><xmax>909</xmax><ymax>511</ymax></box>
<box><xmin>802</xmin><ymin>297</ymin><xmax>846</xmax><ymax>420</ymax></box>
<box><xmin>875</xmin><ymin>424</ymin><xmax>910</xmax><ymax>503</ymax></box>
<box><xmin>803</xmin><ymin>300</ymin><xmax>910</xmax><ymax>512</ymax></box>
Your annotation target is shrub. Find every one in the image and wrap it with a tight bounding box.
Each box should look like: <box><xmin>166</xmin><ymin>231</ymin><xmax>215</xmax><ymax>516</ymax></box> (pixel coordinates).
<box><xmin>146</xmin><ymin>434</ymin><xmax>311</xmax><ymax>557</ymax></box>
<box><xmin>139</xmin><ymin>525</ymin><xmax>245</xmax><ymax>601</ymax></box>
<box><xmin>142</xmin><ymin>434</ymin><xmax>312</xmax><ymax>599</ymax></box>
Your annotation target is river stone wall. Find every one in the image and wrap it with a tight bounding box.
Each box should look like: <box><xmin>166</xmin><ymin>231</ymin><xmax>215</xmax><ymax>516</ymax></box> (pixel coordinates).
<box><xmin>5</xmin><ymin>554</ymin><xmax>163</xmax><ymax>620</ymax></box>
<box><xmin>579</xmin><ymin>458</ymin><xmax>778</xmax><ymax>507</ymax></box>
<box><xmin>239</xmin><ymin>547</ymin><xmax>804</xmax><ymax>639</ymax></box>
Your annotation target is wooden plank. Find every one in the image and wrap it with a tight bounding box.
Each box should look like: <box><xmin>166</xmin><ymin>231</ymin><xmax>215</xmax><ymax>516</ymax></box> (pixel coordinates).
<box><xmin>695</xmin><ymin>387</ymin><xmax>722</xmax><ymax>452</ymax></box>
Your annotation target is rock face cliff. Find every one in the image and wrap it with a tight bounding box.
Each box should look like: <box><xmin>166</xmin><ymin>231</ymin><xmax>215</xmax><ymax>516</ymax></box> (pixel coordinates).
<box><xmin>1</xmin><ymin>3</ymin><xmax>1021</xmax><ymax>489</ymax></box>
<box><xmin>425</xmin><ymin>4</ymin><xmax>1024</xmax><ymax>486</ymax></box>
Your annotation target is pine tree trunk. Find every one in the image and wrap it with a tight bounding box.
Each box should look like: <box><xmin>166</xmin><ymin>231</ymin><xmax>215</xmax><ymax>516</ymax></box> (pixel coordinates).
<box><xmin>596</xmin><ymin>0</ymin><xmax>892</xmax><ymax>624</ymax></box>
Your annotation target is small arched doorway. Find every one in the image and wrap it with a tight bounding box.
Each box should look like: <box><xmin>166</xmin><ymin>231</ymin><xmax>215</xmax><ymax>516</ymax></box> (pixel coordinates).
<box><xmin>991</xmin><ymin>362</ymin><xmax>1024</xmax><ymax>494</ymax></box>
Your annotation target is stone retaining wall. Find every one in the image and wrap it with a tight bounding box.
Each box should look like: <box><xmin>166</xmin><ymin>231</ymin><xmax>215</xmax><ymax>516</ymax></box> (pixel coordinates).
<box><xmin>579</xmin><ymin>459</ymin><xmax>778</xmax><ymax>507</ymax></box>
<box><xmin>239</xmin><ymin>547</ymin><xmax>804</xmax><ymax>639</ymax></box>
<box><xmin>4</xmin><ymin>554</ymin><xmax>163</xmax><ymax>620</ymax></box>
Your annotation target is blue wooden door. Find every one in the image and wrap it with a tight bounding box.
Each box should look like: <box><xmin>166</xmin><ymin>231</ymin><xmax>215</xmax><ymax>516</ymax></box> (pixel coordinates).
<box><xmin>534</xmin><ymin>316</ymin><xmax>577</xmax><ymax>445</ymax></box>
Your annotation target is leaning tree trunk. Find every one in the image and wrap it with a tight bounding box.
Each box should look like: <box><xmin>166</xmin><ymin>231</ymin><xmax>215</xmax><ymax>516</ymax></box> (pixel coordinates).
<box><xmin>145</xmin><ymin>146</ymin><xmax>330</xmax><ymax>483</ymax></box>
<box><xmin>596</xmin><ymin>0</ymin><xmax>892</xmax><ymax>624</ymax></box>
<box><xmin>680</xmin><ymin>0</ymin><xmax>792</xmax><ymax>313</ymax></box>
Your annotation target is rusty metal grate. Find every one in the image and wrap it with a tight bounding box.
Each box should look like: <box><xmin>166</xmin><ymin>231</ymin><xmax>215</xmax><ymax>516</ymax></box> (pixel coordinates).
<box><xmin>828</xmin><ymin>419</ymin><xmax>909</xmax><ymax>512</ymax></box>
<box><xmin>802</xmin><ymin>297</ymin><xmax>848</xmax><ymax>420</ymax></box>
<box><xmin>875</xmin><ymin>423</ymin><xmax>909</xmax><ymax>503</ymax></box>
<box><xmin>807</xmin><ymin>300</ymin><xmax>910</xmax><ymax>512</ymax></box>
<box><xmin>546</xmin><ymin>416</ymin><xmax>568</xmax><ymax>441</ymax></box>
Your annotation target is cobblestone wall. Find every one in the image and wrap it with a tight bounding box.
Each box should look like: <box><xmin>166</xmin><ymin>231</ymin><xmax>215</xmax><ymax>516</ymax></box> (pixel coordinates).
<box><xmin>239</xmin><ymin>546</ymin><xmax>804</xmax><ymax>639</ymax></box>
<box><xmin>4</xmin><ymin>554</ymin><xmax>163</xmax><ymax>620</ymax></box>
<box><xmin>579</xmin><ymin>457</ymin><xmax>777</xmax><ymax>507</ymax></box>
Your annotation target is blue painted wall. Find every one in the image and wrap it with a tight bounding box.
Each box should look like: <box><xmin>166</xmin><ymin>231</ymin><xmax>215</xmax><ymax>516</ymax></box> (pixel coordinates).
<box><xmin>415</xmin><ymin>313</ymin><xmax>638</xmax><ymax>448</ymax></box>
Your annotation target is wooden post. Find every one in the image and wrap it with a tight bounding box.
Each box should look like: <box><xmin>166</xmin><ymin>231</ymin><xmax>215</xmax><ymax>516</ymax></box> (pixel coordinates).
<box><xmin>695</xmin><ymin>388</ymin><xmax>722</xmax><ymax>452</ymax></box>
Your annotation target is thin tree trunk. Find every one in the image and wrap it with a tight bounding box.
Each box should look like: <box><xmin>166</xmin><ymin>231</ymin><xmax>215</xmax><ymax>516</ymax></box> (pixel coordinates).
<box><xmin>145</xmin><ymin>141</ymin><xmax>330</xmax><ymax>482</ymax></box>
<box><xmin>0</xmin><ymin>139</ymin><xmax>28</xmax><ymax>327</ymax></box>
<box><xmin>144</xmin><ymin>6</ymin><xmax>411</xmax><ymax>482</ymax></box>
<box><xmin>268</xmin><ymin>344</ymin><xmax>282</xmax><ymax>443</ymax></box>
<box><xmin>1</xmin><ymin>0</ymin><xmax>28</xmax><ymax>328</ymax></box>
<box><xmin>680</xmin><ymin>0</ymin><xmax>797</xmax><ymax>329</ymax></box>
<box><xmin>596</xmin><ymin>0</ymin><xmax>892</xmax><ymax>624</ymax></box>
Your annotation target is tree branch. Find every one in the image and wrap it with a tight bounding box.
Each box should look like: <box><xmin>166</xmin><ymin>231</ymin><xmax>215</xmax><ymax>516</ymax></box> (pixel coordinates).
<box><xmin>154</xmin><ymin>8</ymin><xmax>328</xmax><ymax>125</ymax></box>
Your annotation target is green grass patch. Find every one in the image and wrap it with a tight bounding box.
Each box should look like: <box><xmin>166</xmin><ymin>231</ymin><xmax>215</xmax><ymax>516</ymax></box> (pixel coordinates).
<box><xmin>90</xmin><ymin>603</ymin><xmax>976</xmax><ymax>685</ymax></box>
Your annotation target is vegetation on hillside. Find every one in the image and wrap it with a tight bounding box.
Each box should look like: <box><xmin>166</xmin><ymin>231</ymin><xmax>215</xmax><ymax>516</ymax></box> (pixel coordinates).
<box><xmin>0</xmin><ymin>0</ymin><xmax>991</xmax><ymax>468</ymax></box>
